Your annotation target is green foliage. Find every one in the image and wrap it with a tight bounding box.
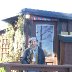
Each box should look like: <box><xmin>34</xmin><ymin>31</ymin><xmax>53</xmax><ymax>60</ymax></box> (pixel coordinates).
<box><xmin>0</xmin><ymin>15</ymin><xmax>25</xmax><ymax>63</ymax></box>
<box><xmin>17</xmin><ymin>15</ymin><xmax>24</xmax><ymax>35</ymax></box>
<box><xmin>6</xmin><ymin>24</ymin><xmax>14</xmax><ymax>38</ymax></box>
<box><xmin>5</xmin><ymin>15</ymin><xmax>24</xmax><ymax>62</ymax></box>
<box><xmin>0</xmin><ymin>67</ymin><xmax>5</xmax><ymax>72</ymax></box>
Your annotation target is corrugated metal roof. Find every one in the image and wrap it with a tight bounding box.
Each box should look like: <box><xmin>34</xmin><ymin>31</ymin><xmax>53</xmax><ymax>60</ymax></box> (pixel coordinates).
<box><xmin>21</xmin><ymin>8</ymin><xmax>72</xmax><ymax>20</ymax></box>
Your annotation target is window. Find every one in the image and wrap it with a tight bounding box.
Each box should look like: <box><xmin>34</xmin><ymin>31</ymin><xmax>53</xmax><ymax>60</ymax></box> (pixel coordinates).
<box><xmin>36</xmin><ymin>24</ymin><xmax>54</xmax><ymax>57</ymax></box>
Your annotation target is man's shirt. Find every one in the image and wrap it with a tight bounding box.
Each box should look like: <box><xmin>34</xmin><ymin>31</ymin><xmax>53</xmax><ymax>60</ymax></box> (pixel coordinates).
<box><xmin>31</xmin><ymin>46</ymin><xmax>38</xmax><ymax>63</ymax></box>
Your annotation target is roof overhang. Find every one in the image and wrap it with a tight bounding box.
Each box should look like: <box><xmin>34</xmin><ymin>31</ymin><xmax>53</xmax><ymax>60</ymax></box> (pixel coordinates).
<box><xmin>2</xmin><ymin>15</ymin><xmax>18</xmax><ymax>24</ymax></box>
<box><xmin>21</xmin><ymin>8</ymin><xmax>72</xmax><ymax>20</ymax></box>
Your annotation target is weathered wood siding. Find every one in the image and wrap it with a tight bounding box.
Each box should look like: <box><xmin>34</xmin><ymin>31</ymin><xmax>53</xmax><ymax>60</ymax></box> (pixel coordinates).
<box><xmin>60</xmin><ymin>42</ymin><xmax>65</xmax><ymax>65</ymax></box>
<box><xmin>24</xmin><ymin>17</ymin><xmax>72</xmax><ymax>65</ymax></box>
<box><xmin>68</xmin><ymin>21</ymin><xmax>72</xmax><ymax>32</ymax></box>
<box><xmin>61</xmin><ymin>21</ymin><xmax>68</xmax><ymax>32</ymax></box>
<box><xmin>64</xmin><ymin>42</ymin><xmax>72</xmax><ymax>64</ymax></box>
<box><xmin>60</xmin><ymin>42</ymin><xmax>72</xmax><ymax>65</ymax></box>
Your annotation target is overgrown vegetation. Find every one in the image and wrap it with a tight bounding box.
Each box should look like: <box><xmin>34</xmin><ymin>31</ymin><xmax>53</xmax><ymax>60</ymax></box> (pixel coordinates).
<box><xmin>0</xmin><ymin>15</ymin><xmax>25</xmax><ymax>62</ymax></box>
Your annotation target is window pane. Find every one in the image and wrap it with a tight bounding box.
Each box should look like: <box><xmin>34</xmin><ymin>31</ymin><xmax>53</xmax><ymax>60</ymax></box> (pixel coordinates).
<box><xmin>36</xmin><ymin>24</ymin><xmax>54</xmax><ymax>57</ymax></box>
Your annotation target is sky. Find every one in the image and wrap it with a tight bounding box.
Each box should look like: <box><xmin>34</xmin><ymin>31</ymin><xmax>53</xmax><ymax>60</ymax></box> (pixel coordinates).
<box><xmin>0</xmin><ymin>0</ymin><xmax>72</xmax><ymax>30</ymax></box>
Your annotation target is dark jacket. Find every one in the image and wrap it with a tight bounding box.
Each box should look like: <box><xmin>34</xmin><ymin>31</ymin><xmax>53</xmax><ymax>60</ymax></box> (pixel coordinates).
<box><xmin>21</xmin><ymin>47</ymin><xmax>45</xmax><ymax>64</ymax></box>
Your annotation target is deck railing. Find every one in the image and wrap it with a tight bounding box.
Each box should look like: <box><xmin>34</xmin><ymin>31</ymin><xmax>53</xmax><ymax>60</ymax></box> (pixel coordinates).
<box><xmin>0</xmin><ymin>62</ymin><xmax>72</xmax><ymax>72</ymax></box>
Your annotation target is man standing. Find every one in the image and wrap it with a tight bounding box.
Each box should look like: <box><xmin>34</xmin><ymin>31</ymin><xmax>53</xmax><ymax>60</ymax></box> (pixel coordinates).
<box><xmin>20</xmin><ymin>37</ymin><xmax>45</xmax><ymax>71</ymax></box>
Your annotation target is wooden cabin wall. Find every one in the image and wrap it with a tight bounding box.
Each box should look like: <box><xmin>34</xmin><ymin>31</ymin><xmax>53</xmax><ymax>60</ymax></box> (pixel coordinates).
<box><xmin>64</xmin><ymin>42</ymin><xmax>72</xmax><ymax>64</ymax></box>
<box><xmin>60</xmin><ymin>41</ymin><xmax>65</xmax><ymax>65</ymax></box>
<box><xmin>24</xmin><ymin>19</ymin><xmax>72</xmax><ymax>65</ymax></box>
<box><xmin>60</xmin><ymin>21</ymin><xmax>72</xmax><ymax>65</ymax></box>
<box><xmin>61</xmin><ymin>21</ymin><xmax>72</xmax><ymax>34</ymax></box>
<box><xmin>60</xmin><ymin>42</ymin><xmax>72</xmax><ymax>65</ymax></box>
<box><xmin>68</xmin><ymin>21</ymin><xmax>72</xmax><ymax>32</ymax></box>
<box><xmin>54</xmin><ymin>20</ymin><xmax>72</xmax><ymax>64</ymax></box>
<box><xmin>24</xmin><ymin>19</ymin><xmax>36</xmax><ymax>48</ymax></box>
<box><xmin>61</xmin><ymin>21</ymin><xmax>68</xmax><ymax>32</ymax></box>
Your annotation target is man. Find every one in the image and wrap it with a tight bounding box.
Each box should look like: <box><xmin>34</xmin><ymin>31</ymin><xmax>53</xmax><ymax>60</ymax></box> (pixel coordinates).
<box><xmin>20</xmin><ymin>37</ymin><xmax>45</xmax><ymax>71</ymax></box>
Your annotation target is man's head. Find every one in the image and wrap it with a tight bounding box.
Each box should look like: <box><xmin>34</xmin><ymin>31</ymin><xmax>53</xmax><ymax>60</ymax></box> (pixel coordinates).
<box><xmin>29</xmin><ymin>37</ymin><xmax>38</xmax><ymax>48</ymax></box>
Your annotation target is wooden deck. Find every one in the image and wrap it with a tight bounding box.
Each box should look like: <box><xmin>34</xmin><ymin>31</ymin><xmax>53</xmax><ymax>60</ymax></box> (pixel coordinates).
<box><xmin>0</xmin><ymin>62</ymin><xmax>72</xmax><ymax>72</ymax></box>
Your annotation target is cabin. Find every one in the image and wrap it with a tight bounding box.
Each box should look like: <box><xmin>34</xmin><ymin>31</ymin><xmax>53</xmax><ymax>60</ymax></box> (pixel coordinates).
<box><xmin>3</xmin><ymin>8</ymin><xmax>72</xmax><ymax>65</ymax></box>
